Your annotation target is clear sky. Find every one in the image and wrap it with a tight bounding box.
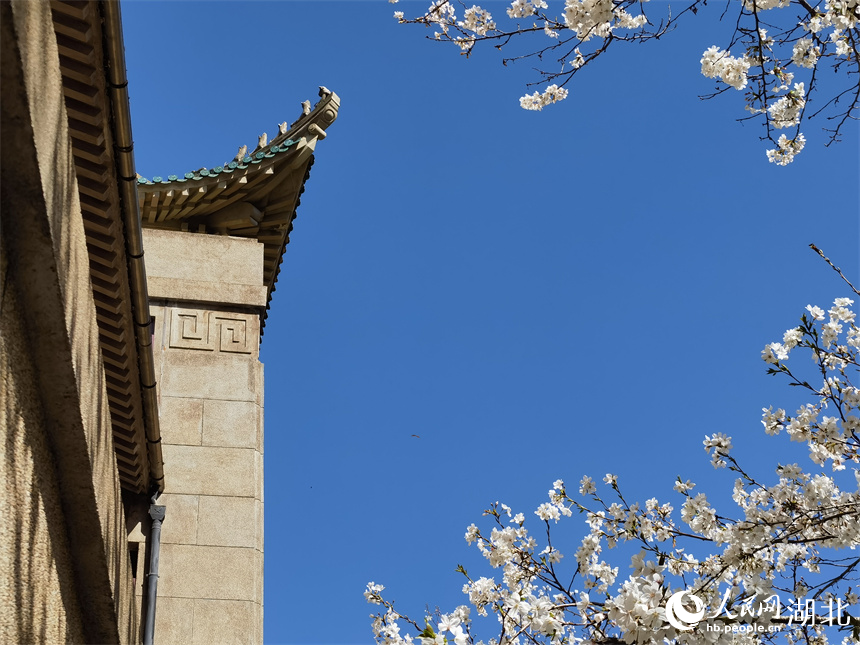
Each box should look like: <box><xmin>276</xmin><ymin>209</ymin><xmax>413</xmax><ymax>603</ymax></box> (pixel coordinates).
<box><xmin>121</xmin><ymin>2</ymin><xmax>858</xmax><ymax>643</ymax></box>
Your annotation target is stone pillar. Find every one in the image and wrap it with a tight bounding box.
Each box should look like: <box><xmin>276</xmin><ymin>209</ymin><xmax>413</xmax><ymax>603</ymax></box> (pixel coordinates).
<box><xmin>141</xmin><ymin>228</ymin><xmax>265</xmax><ymax>645</ymax></box>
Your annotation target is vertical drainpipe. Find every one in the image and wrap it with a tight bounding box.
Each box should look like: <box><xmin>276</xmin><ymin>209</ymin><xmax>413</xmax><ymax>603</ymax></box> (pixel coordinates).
<box><xmin>143</xmin><ymin>498</ymin><xmax>166</xmax><ymax>645</ymax></box>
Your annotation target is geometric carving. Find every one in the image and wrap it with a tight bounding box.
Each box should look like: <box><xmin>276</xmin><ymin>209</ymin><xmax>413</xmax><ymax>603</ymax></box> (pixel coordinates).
<box><xmin>169</xmin><ymin>309</ymin><xmax>254</xmax><ymax>354</ymax></box>
<box><xmin>169</xmin><ymin>309</ymin><xmax>214</xmax><ymax>351</ymax></box>
<box><xmin>211</xmin><ymin>314</ymin><xmax>252</xmax><ymax>354</ymax></box>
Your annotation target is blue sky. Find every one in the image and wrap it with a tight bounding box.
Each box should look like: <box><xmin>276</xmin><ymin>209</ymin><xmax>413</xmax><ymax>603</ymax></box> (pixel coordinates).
<box><xmin>122</xmin><ymin>2</ymin><xmax>858</xmax><ymax>643</ymax></box>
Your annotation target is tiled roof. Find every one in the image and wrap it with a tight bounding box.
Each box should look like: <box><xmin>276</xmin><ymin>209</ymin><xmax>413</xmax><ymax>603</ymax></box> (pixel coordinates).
<box><xmin>136</xmin><ymin>138</ymin><xmax>299</xmax><ymax>186</ymax></box>
<box><xmin>137</xmin><ymin>88</ymin><xmax>339</xmax><ymax>328</ymax></box>
<box><xmin>52</xmin><ymin>0</ymin><xmax>155</xmax><ymax>493</ymax></box>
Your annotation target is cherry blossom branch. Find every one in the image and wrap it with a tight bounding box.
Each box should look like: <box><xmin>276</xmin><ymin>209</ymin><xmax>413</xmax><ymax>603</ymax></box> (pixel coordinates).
<box><xmin>391</xmin><ymin>0</ymin><xmax>859</xmax><ymax>165</ymax></box>
<box><xmin>810</xmin><ymin>243</ymin><xmax>860</xmax><ymax>298</ymax></box>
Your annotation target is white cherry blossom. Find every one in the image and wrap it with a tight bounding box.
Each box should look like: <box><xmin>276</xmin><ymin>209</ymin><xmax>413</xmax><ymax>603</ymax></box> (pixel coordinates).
<box><xmin>370</xmin><ymin>297</ymin><xmax>860</xmax><ymax>643</ymax></box>
<box><xmin>391</xmin><ymin>0</ymin><xmax>860</xmax><ymax>165</ymax></box>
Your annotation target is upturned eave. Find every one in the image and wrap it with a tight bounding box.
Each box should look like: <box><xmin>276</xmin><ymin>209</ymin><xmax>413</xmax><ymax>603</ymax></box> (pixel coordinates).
<box><xmin>136</xmin><ymin>87</ymin><xmax>340</xmax><ymax>326</ymax></box>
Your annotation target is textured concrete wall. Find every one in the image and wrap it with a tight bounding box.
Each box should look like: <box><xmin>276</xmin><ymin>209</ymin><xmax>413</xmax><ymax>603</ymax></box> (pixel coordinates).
<box><xmin>1</xmin><ymin>1</ymin><xmax>139</xmax><ymax>642</ymax></box>
<box><xmin>0</xmin><ymin>239</ymin><xmax>86</xmax><ymax>645</ymax></box>
<box><xmin>143</xmin><ymin>229</ymin><xmax>265</xmax><ymax>645</ymax></box>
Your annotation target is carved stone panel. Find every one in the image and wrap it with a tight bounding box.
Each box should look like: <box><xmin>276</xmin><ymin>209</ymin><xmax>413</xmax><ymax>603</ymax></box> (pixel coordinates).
<box><xmin>168</xmin><ymin>309</ymin><xmax>256</xmax><ymax>354</ymax></box>
<box><xmin>212</xmin><ymin>314</ymin><xmax>251</xmax><ymax>353</ymax></box>
<box><xmin>169</xmin><ymin>310</ymin><xmax>212</xmax><ymax>351</ymax></box>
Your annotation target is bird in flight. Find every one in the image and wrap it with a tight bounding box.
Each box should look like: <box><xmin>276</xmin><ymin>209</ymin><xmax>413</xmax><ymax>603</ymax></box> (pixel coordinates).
<box><xmin>411</xmin><ymin>434</ymin><xmax>421</xmax><ymax>439</ymax></box>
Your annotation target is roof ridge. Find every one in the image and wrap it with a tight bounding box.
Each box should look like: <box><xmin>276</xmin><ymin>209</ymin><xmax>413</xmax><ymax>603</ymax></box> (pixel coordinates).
<box><xmin>137</xmin><ymin>86</ymin><xmax>339</xmax><ymax>187</ymax></box>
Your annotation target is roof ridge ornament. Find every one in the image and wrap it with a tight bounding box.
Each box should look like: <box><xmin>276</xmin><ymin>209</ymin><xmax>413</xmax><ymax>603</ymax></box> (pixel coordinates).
<box><xmin>254</xmin><ymin>132</ymin><xmax>268</xmax><ymax>152</ymax></box>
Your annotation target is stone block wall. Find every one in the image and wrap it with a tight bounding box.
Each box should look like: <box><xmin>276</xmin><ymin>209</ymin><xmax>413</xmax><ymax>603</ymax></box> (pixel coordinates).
<box><xmin>142</xmin><ymin>229</ymin><xmax>265</xmax><ymax>645</ymax></box>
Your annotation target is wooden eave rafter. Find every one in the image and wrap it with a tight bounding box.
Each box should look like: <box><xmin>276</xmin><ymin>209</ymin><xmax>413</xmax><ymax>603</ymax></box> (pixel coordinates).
<box><xmin>50</xmin><ymin>0</ymin><xmax>154</xmax><ymax>494</ymax></box>
<box><xmin>136</xmin><ymin>88</ymin><xmax>340</xmax><ymax>327</ymax></box>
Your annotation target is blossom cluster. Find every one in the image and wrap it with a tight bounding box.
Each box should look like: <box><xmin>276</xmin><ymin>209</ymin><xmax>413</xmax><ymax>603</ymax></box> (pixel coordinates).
<box><xmin>562</xmin><ymin>0</ymin><xmax>648</xmax><ymax>43</ymax></box>
<box><xmin>768</xmin><ymin>82</ymin><xmax>806</xmax><ymax>129</ymax></box>
<box><xmin>766</xmin><ymin>133</ymin><xmax>806</xmax><ymax>165</ymax></box>
<box><xmin>518</xmin><ymin>84</ymin><xmax>569</xmax><ymax>111</ymax></box>
<box><xmin>369</xmin><ymin>298</ymin><xmax>860</xmax><ymax>644</ymax></box>
<box><xmin>507</xmin><ymin>0</ymin><xmax>548</xmax><ymax>19</ymax></box>
<box><xmin>700</xmin><ymin>46</ymin><xmax>752</xmax><ymax>90</ymax></box>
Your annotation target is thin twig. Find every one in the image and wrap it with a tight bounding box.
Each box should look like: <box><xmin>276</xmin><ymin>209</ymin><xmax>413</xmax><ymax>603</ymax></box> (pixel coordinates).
<box><xmin>809</xmin><ymin>243</ymin><xmax>860</xmax><ymax>297</ymax></box>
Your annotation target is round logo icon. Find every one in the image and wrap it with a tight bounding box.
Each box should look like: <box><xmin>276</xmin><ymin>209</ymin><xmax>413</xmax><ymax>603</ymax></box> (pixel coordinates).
<box><xmin>665</xmin><ymin>590</ymin><xmax>706</xmax><ymax>631</ymax></box>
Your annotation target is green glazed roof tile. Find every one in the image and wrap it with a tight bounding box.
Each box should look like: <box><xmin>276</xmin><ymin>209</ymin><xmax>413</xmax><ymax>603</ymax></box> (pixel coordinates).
<box><xmin>137</xmin><ymin>138</ymin><xmax>299</xmax><ymax>185</ymax></box>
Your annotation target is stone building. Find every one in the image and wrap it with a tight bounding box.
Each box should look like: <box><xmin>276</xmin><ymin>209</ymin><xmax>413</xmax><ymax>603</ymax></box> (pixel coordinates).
<box><xmin>0</xmin><ymin>1</ymin><xmax>337</xmax><ymax>643</ymax></box>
